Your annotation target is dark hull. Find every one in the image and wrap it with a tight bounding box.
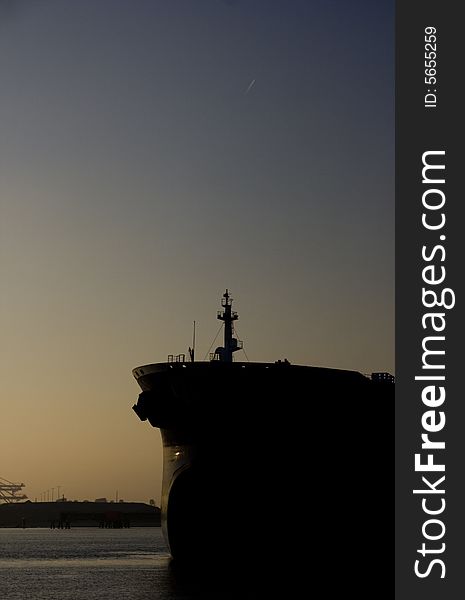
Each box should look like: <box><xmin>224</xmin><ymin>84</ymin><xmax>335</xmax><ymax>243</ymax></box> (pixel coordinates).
<box><xmin>133</xmin><ymin>361</ymin><xmax>393</xmax><ymax>578</ymax></box>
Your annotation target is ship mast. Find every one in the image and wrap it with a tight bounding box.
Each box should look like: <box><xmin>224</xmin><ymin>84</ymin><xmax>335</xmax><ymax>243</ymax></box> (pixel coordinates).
<box><xmin>216</xmin><ymin>289</ymin><xmax>242</xmax><ymax>362</ymax></box>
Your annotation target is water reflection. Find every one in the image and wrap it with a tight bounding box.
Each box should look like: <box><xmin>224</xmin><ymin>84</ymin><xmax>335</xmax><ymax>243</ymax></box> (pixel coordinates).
<box><xmin>0</xmin><ymin>528</ymin><xmax>267</xmax><ymax>599</ymax></box>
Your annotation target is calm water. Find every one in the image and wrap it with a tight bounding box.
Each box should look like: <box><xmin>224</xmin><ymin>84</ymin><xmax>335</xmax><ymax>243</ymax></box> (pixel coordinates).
<box><xmin>0</xmin><ymin>528</ymin><xmax>257</xmax><ymax>600</ymax></box>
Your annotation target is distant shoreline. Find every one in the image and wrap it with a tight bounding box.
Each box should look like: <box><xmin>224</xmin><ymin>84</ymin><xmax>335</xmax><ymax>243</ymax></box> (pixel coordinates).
<box><xmin>0</xmin><ymin>501</ymin><xmax>161</xmax><ymax>528</ymax></box>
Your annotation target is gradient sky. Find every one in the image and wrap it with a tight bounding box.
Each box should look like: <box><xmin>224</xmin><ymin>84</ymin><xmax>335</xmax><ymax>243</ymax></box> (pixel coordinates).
<box><xmin>0</xmin><ymin>0</ymin><xmax>393</xmax><ymax>504</ymax></box>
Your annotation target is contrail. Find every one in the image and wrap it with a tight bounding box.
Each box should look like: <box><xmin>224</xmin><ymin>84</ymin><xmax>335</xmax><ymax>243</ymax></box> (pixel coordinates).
<box><xmin>244</xmin><ymin>79</ymin><xmax>256</xmax><ymax>95</ymax></box>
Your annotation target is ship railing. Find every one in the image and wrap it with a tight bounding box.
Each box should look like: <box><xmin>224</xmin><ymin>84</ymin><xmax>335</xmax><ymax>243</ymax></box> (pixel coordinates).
<box><xmin>167</xmin><ymin>354</ymin><xmax>186</xmax><ymax>363</ymax></box>
<box><xmin>364</xmin><ymin>372</ymin><xmax>395</xmax><ymax>383</ymax></box>
<box><xmin>371</xmin><ymin>372</ymin><xmax>395</xmax><ymax>383</ymax></box>
<box><xmin>217</xmin><ymin>310</ymin><xmax>238</xmax><ymax>319</ymax></box>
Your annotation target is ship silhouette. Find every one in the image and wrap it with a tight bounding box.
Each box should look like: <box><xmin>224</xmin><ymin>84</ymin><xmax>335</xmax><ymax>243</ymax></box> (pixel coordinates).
<box><xmin>132</xmin><ymin>290</ymin><xmax>394</xmax><ymax>577</ymax></box>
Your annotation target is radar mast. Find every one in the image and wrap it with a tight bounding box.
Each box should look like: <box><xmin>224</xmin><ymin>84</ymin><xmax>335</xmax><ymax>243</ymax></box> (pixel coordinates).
<box><xmin>215</xmin><ymin>290</ymin><xmax>243</xmax><ymax>362</ymax></box>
